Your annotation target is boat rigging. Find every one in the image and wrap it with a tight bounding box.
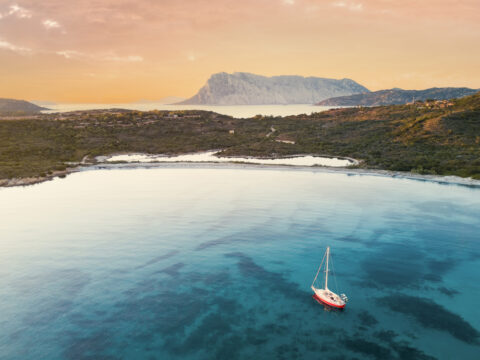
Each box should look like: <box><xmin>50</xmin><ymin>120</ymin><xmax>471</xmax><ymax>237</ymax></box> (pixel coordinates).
<box><xmin>311</xmin><ymin>246</ymin><xmax>348</xmax><ymax>309</ymax></box>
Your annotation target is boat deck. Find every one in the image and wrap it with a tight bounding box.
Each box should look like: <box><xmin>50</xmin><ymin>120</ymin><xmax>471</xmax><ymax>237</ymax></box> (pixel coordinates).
<box><xmin>311</xmin><ymin>286</ymin><xmax>345</xmax><ymax>308</ymax></box>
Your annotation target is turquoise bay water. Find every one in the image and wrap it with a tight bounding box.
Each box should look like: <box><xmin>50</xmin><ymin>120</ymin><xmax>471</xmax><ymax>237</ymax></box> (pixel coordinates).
<box><xmin>0</xmin><ymin>167</ymin><xmax>479</xmax><ymax>359</ymax></box>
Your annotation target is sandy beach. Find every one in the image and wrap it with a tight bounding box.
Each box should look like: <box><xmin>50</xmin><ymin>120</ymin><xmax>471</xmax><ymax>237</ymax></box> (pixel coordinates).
<box><xmin>2</xmin><ymin>155</ymin><xmax>479</xmax><ymax>189</ymax></box>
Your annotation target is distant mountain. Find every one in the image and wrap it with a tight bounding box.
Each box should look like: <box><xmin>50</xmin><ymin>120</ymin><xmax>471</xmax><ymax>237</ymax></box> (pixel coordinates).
<box><xmin>178</xmin><ymin>72</ymin><xmax>369</xmax><ymax>105</ymax></box>
<box><xmin>316</xmin><ymin>87</ymin><xmax>479</xmax><ymax>106</ymax></box>
<box><xmin>0</xmin><ymin>98</ymin><xmax>47</xmax><ymax>113</ymax></box>
<box><xmin>134</xmin><ymin>96</ymin><xmax>186</xmax><ymax>105</ymax></box>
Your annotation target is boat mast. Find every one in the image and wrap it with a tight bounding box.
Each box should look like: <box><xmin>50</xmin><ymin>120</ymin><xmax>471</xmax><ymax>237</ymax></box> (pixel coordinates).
<box><xmin>325</xmin><ymin>246</ymin><xmax>330</xmax><ymax>290</ymax></box>
<box><xmin>312</xmin><ymin>249</ymin><xmax>327</xmax><ymax>289</ymax></box>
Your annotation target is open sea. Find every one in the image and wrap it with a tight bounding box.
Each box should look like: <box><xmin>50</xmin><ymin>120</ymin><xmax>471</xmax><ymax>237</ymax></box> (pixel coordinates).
<box><xmin>1</xmin><ymin>166</ymin><xmax>479</xmax><ymax>359</ymax></box>
<box><xmin>42</xmin><ymin>103</ymin><xmax>332</xmax><ymax>118</ymax></box>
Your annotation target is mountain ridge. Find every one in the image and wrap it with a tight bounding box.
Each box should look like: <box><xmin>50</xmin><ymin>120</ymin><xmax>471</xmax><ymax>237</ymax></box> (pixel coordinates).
<box><xmin>316</xmin><ymin>87</ymin><xmax>478</xmax><ymax>106</ymax></box>
<box><xmin>178</xmin><ymin>72</ymin><xmax>369</xmax><ymax>105</ymax></box>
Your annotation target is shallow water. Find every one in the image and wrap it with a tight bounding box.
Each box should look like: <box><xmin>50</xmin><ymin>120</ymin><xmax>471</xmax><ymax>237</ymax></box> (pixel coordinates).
<box><xmin>42</xmin><ymin>103</ymin><xmax>333</xmax><ymax>118</ymax></box>
<box><xmin>1</xmin><ymin>167</ymin><xmax>479</xmax><ymax>359</ymax></box>
<box><xmin>103</xmin><ymin>151</ymin><xmax>355</xmax><ymax>167</ymax></box>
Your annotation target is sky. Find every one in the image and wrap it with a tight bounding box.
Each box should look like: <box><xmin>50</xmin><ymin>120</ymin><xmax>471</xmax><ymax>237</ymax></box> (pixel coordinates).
<box><xmin>0</xmin><ymin>0</ymin><xmax>479</xmax><ymax>103</ymax></box>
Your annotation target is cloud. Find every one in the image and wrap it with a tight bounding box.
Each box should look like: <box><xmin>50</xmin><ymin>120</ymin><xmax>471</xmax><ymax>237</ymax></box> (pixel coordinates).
<box><xmin>56</xmin><ymin>50</ymin><xmax>143</xmax><ymax>62</ymax></box>
<box><xmin>105</xmin><ymin>54</ymin><xmax>143</xmax><ymax>62</ymax></box>
<box><xmin>332</xmin><ymin>1</ymin><xmax>363</xmax><ymax>11</ymax></box>
<box><xmin>55</xmin><ymin>50</ymin><xmax>83</xmax><ymax>59</ymax></box>
<box><xmin>0</xmin><ymin>39</ymin><xmax>31</xmax><ymax>54</ymax></box>
<box><xmin>43</xmin><ymin>19</ymin><xmax>61</xmax><ymax>29</ymax></box>
<box><xmin>7</xmin><ymin>4</ymin><xmax>32</xmax><ymax>19</ymax></box>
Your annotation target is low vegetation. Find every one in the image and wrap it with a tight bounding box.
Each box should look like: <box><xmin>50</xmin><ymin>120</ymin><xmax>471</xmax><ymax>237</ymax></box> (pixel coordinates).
<box><xmin>1</xmin><ymin>92</ymin><xmax>479</xmax><ymax>182</ymax></box>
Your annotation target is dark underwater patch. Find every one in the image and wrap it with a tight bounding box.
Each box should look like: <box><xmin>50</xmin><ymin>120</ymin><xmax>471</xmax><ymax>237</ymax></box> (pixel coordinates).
<box><xmin>373</xmin><ymin>329</ymin><xmax>398</xmax><ymax>343</ymax></box>
<box><xmin>63</xmin><ymin>330</ymin><xmax>118</xmax><ymax>360</ymax></box>
<box><xmin>112</xmin><ymin>288</ymin><xmax>212</xmax><ymax>340</ymax></box>
<box><xmin>345</xmin><ymin>333</ymin><xmax>437</xmax><ymax>360</ymax></box>
<box><xmin>389</xmin><ymin>341</ymin><xmax>437</xmax><ymax>360</ymax></box>
<box><xmin>245</xmin><ymin>326</ymin><xmax>269</xmax><ymax>346</ymax></box>
<box><xmin>98</xmin><ymin>266</ymin><xmax>246</xmax><ymax>358</ymax></box>
<box><xmin>213</xmin><ymin>335</ymin><xmax>244</xmax><ymax>360</ymax></box>
<box><xmin>180</xmin><ymin>312</ymin><xmax>232</xmax><ymax>352</ymax></box>
<box><xmin>155</xmin><ymin>262</ymin><xmax>185</xmax><ymax>277</ymax></box>
<box><xmin>357</xmin><ymin>311</ymin><xmax>379</xmax><ymax>328</ymax></box>
<box><xmin>195</xmin><ymin>222</ymin><xmax>279</xmax><ymax>251</ymax></box>
<box><xmin>361</xmin><ymin>244</ymin><xmax>426</xmax><ymax>289</ymax></box>
<box><xmin>336</xmin><ymin>235</ymin><xmax>361</xmax><ymax>244</ymax></box>
<box><xmin>343</xmin><ymin>337</ymin><xmax>393</xmax><ymax>359</ymax></box>
<box><xmin>422</xmin><ymin>257</ymin><xmax>459</xmax><ymax>283</ymax></box>
<box><xmin>427</xmin><ymin>258</ymin><xmax>456</xmax><ymax>274</ymax></box>
<box><xmin>161</xmin><ymin>294</ymin><xmax>245</xmax><ymax>356</ymax></box>
<box><xmin>135</xmin><ymin>250</ymin><xmax>179</xmax><ymax>269</ymax></box>
<box><xmin>437</xmin><ymin>286</ymin><xmax>460</xmax><ymax>297</ymax></box>
<box><xmin>378</xmin><ymin>294</ymin><xmax>480</xmax><ymax>344</ymax></box>
<box><xmin>199</xmin><ymin>270</ymin><xmax>231</xmax><ymax>287</ymax></box>
<box><xmin>195</xmin><ymin>234</ymin><xmax>240</xmax><ymax>251</ymax></box>
<box><xmin>225</xmin><ymin>252</ymin><xmax>307</xmax><ymax>300</ymax></box>
<box><xmin>261</xmin><ymin>322</ymin><xmax>289</xmax><ymax>336</ymax></box>
<box><xmin>274</xmin><ymin>342</ymin><xmax>302</xmax><ymax>360</ymax></box>
<box><xmin>372</xmin><ymin>329</ymin><xmax>436</xmax><ymax>360</ymax></box>
<box><xmin>422</xmin><ymin>273</ymin><xmax>442</xmax><ymax>283</ymax></box>
<box><xmin>19</xmin><ymin>269</ymin><xmax>91</xmax><ymax>326</ymax></box>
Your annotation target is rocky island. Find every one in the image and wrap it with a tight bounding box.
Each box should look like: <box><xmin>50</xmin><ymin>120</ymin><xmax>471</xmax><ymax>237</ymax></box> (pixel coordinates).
<box><xmin>178</xmin><ymin>72</ymin><xmax>369</xmax><ymax>105</ymax></box>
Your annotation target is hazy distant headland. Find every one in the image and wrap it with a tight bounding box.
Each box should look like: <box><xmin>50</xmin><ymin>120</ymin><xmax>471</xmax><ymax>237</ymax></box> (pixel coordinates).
<box><xmin>317</xmin><ymin>87</ymin><xmax>479</xmax><ymax>106</ymax></box>
<box><xmin>177</xmin><ymin>72</ymin><xmax>369</xmax><ymax>105</ymax></box>
<box><xmin>0</xmin><ymin>98</ymin><xmax>47</xmax><ymax>115</ymax></box>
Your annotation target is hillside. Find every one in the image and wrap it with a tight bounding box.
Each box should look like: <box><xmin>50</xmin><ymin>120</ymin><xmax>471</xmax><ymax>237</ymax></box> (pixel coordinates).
<box><xmin>1</xmin><ymin>92</ymin><xmax>479</xmax><ymax>184</ymax></box>
<box><xmin>178</xmin><ymin>72</ymin><xmax>369</xmax><ymax>105</ymax></box>
<box><xmin>317</xmin><ymin>87</ymin><xmax>478</xmax><ymax>106</ymax></box>
<box><xmin>0</xmin><ymin>98</ymin><xmax>47</xmax><ymax>114</ymax></box>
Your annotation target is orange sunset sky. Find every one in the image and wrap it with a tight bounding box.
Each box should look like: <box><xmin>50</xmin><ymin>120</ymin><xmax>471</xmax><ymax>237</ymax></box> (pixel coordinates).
<box><xmin>1</xmin><ymin>0</ymin><xmax>479</xmax><ymax>103</ymax></box>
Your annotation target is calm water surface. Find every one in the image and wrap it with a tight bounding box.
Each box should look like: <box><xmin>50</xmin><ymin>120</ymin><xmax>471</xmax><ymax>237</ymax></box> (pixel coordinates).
<box><xmin>42</xmin><ymin>103</ymin><xmax>332</xmax><ymax>118</ymax></box>
<box><xmin>1</xmin><ymin>167</ymin><xmax>479</xmax><ymax>359</ymax></box>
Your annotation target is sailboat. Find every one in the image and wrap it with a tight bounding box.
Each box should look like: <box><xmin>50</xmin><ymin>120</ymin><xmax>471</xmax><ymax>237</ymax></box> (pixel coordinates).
<box><xmin>311</xmin><ymin>246</ymin><xmax>348</xmax><ymax>309</ymax></box>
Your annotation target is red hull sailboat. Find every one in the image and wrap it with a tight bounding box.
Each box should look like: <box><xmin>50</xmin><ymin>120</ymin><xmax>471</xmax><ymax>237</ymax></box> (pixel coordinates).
<box><xmin>311</xmin><ymin>246</ymin><xmax>348</xmax><ymax>309</ymax></box>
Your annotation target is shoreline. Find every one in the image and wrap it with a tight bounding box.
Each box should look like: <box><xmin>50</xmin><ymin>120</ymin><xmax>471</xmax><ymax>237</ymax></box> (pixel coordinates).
<box><xmin>1</xmin><ymin>159</ymin><xmax>480</xmax><ymax>189</ymax></box>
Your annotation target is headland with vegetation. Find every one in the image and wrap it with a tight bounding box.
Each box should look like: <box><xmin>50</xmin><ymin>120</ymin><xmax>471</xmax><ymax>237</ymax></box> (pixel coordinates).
<box><xmin>1</xmin><ymin>92</ymin><xmax>479</xmax><ymax>186</ymax></box>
